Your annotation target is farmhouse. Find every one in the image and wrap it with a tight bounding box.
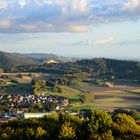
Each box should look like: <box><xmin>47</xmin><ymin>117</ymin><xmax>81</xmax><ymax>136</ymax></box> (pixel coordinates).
<box><xmin>104</xmin><ymin>82</ymin><xmax>114</xmax><ymax>87</ymax></box>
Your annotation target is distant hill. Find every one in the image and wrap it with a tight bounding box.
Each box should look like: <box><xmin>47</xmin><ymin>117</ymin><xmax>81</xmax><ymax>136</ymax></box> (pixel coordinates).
<box><xmin>0</xmin><ymin>51</ymin><xmax>37</xmax><ymax>67</ymax></box>
<box><xmin>22</xmin><ymin>53</ymin><xmax>73</xmax><ymax>62</ymax></box>
<box><xmin>22</xmin><ymin>53</ymin><xmax>59</xmax><ymax>60</ymax></box>
<box><xmin>0</xmin><ymin>51</ymin><xmax>71</xmax><ymax>67</ymax></box>
<box><xmin>0</xmin><ymin>51</ymin><xmax>140</xmax><ymax>79</ymax></box>
<box><xmin>76</xmin><ymin>58</ymin><xmax>140</xmax><ymax>79</ymax></box>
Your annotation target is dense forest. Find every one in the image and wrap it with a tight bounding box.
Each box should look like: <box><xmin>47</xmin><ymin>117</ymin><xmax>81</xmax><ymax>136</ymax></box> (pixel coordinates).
<box><xmin>0</xmin><ymin>109</ymin><xmax>140</xmax><ymax>140</ymax></box>
<box><xmin>1</xmin><ymin>51</ymin><xmax>140</xmax><ymax>80</ymax></box>
<box><xmin>0</xmin><ymin>51</ymin><xmax>68</xmax><ymax>67</ymax></box>
<box><xmin>3</xmin><ymin>58</ymin><xmax>139</xmax><ymax>80</ymax></box>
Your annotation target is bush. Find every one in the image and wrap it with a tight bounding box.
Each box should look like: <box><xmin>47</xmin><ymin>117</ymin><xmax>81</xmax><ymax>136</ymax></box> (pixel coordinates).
<box><xmin>114</xmin><ymin>108</ymin><xmax>140</xmax><ymax>120</ymax></box>
<box><xmin>59</xmin><ymin>122</ymin><xmax>77</xmax><ymax>140</ymax></box>
<box><xmin>89</xmin><ymin>130</ymin><xmax>114</xmax><ymax>140</ymax></box>
<box><xmin>112</xmin><ymin>113</ymin><xmax>140</xmax><ymax>139</ymax></box>
<box><xmin>113</xmin><ymin>113</ymin><xmax>137</xmax><ymax>128</ymax></box>
<box><xmin>86</xmin><ymin>110</ymin><xmax>113</xmax><ymax>140</ymax></box>
<box><xmin>81</xmin><ymin>93</ymin><xmax>94</xmax><ymax>104</ymax></box>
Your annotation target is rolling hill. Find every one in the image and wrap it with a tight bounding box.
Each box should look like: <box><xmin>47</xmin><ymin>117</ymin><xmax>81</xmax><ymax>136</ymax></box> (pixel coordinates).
<box><xmin>0</xmin><ymin>51</ymin><xmax>70</xmax><ymax>67</ymax></box>
<box><xmin>22</xmin><ymin>53</ymin><xmax>60</xmax><ymax>60</ymax></box>
<box><xmin>22</xmin><ymin>53</ymin><xmax>74</xmax><ymax>62</ymax></box>
<box><xmin>0</xmin><ymin>51</ymin><xmax>37</xmax><ymax>67</ymax></box>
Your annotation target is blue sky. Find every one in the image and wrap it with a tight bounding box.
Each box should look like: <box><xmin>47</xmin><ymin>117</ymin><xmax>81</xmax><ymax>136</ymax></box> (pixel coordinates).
<box><xmin>0</xmin><ymin>0</ymin><xmax>140</xmax><ymax>59</ymax></box>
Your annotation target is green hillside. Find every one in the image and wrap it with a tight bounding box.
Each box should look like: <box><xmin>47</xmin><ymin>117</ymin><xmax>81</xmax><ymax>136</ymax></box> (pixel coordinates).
<box><xmin>0</xmin><ymin>51</ymin><xmax>37</xmax><ymax>67</ymax></box>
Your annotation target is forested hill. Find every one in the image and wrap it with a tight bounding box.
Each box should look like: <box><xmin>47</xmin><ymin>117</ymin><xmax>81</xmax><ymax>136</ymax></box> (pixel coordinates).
<box><xmin>31</xmin><ymin>58</ymin><xmax>139</xmax><ymax>79</ymax></box>
<box><xmin>0</xmin><ymin>51</ymin><xmax>37</xmax><ymax>67</ymax></box>
<box><xmin>75</xmin><ymin>58</ymin><xmax>140</xmax><ymax>79</ymax></box>
<box><xmin>0</xmin><ymin>51</ymin><xmax>70</xmax><ymax>67</ymax></box>
<box><xmin>0</xmin><ymin>50</ymin><xmax>140</xmax><ymax>79</ymax></box>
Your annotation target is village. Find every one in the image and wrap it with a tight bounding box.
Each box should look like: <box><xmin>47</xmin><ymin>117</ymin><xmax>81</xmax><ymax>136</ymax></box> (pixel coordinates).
<box><xmin>0</xmin><ymin>93</ymin><xmax>69</xmax><ymax>119</ymax></box>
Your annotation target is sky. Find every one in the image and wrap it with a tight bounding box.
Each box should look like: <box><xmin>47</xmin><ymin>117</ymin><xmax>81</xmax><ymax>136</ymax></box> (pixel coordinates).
<box><xmin>0</xmin><ymin>0</ymin><xmax>140</xmax><ymax>59</ymax></box>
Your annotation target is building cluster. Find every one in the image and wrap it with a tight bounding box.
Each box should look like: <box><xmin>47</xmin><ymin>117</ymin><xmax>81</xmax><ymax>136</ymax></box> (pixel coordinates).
<box><xmin>0</xmin><ymin>93</ymin><xmax>69</xmax><ymax>119</ymax></box>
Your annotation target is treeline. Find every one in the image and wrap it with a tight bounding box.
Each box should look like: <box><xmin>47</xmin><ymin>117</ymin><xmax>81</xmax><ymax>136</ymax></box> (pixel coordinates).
<box><xmin>5</xmin><ymin>58</ymin><xmax>140</xmax><ymax>80</ymax></box>
<box><xmin>0</xmin><ymin>109</ymin><xmax>140</xmax><ymax>140</ymax></box>
<box><xmin>48</xmin><ymin>72</ymin><xmax>90</xmax><ymax>86</ymax></box>
<box><xmin>76</xmin><ymin>58</ymin><xmax>140</xmax><ymax>79</ymax></box>
<box><xmin>31</xmin><ymin>80</ymin><xmax>63</xmax><ymax>95</ymax></box>
<box><xmin>2</xmin><ymin>58</ymin><xmax>140</xmax><ymax>83</ymax></box>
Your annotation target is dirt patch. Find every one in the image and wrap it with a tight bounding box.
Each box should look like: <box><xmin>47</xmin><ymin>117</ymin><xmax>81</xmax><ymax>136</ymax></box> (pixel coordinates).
<box><xmin>62</xmin><ymin>87</ymin><xmax>76</xmax><ymax>96</ymax></box>
<box><xmin>14</xmin><ymin>76</ymin><xmax>32</xmax><ymax>83</ymax></box>
<box><xmin>95</xmin><ymin>95</ymin><xmax>113</xmax><ymax>99</ymax></box>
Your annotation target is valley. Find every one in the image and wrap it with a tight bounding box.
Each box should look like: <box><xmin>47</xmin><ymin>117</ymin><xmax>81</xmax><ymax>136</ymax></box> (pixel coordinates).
<box><xmin>0</xmin><ymin>69</ymin><xmax>140</xmax><ymax>113</ymax></box>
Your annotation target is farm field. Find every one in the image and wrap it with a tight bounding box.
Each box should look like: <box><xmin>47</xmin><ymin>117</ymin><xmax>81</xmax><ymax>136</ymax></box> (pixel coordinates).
<box><xmin>69</xmin><ymin>82</ymin><xmax>140</xmax><ymax>111</ymax></box>
<box><xmin>45</xmin><ymin>86</ymin><xmax>81</xmax><ymax>100</ymax></box>
<box><xmin>0</xmin><ymin>72</ymin><xmax>140</xmax><ymax>112</ymax></box>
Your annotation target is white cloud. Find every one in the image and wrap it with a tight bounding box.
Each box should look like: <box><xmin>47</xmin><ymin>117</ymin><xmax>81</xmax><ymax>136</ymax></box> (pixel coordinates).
<box><xmin>123</xmin><ymin>0</ymin><xmax>140</xmax><ymax>11</ymax></box>
<box><xmin>72</xmin><ymin>0</ymin><xmax>88</xmax><ymax>12</ymax></box>
<box><xmin>0</xmin><ymin>20</ymin><xmax>11</xmax><ymax>29</ymax></box>
<box><xmin>45</xmin><ymin>0</ymin><xmax>65</xmax><ymax>5</ymax></box>
<box><xmin>69</xmin><ymin>25</ymin><xmax>89</xmax><ymax>32</ymax></box>
<box><xmin>0</xmin><ymin>1</ymin><xmax>7</xmax><ymax>9</ymax></box>
<box><xmin>43</xmin><ymin>0</ymin><xmax>88</xmax><ymax>13</ymax></box>
<box><xmin>95</xmin><ymin>37</ymin><xmax>117</xmax><ymax>45</ymax></box>
<box><xmin>20</xmin><ymin>24</ymin><xmax>37</xmax><ymax>31</ymax></box>
<box><xmin>18</xmin><ymin>0</ymin><xmax>26</xmax><ymax>8</ymax></box>
<box><xmin>0</xmin><ymin>0</ymin><xmax>140</xmax><ymax>33</ymax></box>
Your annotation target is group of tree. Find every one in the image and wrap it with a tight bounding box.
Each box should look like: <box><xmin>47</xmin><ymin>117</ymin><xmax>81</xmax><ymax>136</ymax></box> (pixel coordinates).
<box><xmin>0</xmin><ymin>109</ymin><xmax>140</xmax><ymax>140</ymax></box>
<box><xmin>1</xmin><ymin>57</ymin><xmax>140</xmax><ymax>80</ymax></box>
<box><xmin>47</xmin><ymin>72</ymin><xmax>90</xmax><ymax>87</ymax></box>
<box><xmin>32</xmin><ymin>80</ymin><xmax>46</xmax><ymax>95</ymax></box>
<box><xmin>0</xmin><ymin>67</ymin><xmax>4</xmax><ymax>73</ymax></box>
<box><xmin>81</xmin><ymin>93</ymin><xmax>94</xmax><ymax>104</ymax></box>
<box><xmin>32</xmin><ymin>79</ymin><xmax>64</xmax><ymax>95</ymax></box>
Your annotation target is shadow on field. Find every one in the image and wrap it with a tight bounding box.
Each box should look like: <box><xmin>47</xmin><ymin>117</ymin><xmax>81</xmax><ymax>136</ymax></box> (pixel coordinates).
<box><xmin>0</xmin><ymin>83</ymin><xmax>32</xmax><ymax>94</ymax></box>
<box><xmin>126</xmin><ymin>91</ymin><xmax>140</xmax><ymax>96</ymax></box>
<box><xmin>129</xmin><ymin>105</ymin><xmax>140</xmax><ymax>112</ymax></box>
<box><xmin>121</xmin><ymin>96</ymin><xmax>140</xmax><ymax>102</ymax></box>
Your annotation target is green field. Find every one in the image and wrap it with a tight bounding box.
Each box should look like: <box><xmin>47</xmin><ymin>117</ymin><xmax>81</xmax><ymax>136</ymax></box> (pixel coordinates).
<box><xmin>0</xmin><ymin>82</ymin><xmax>32</xmax><ymax>94</ymax></box>
<box><xmin>67</xmin><ymin>82</ymin><xmax>140</xmax><ymax>111</ymax></box>
<box><xmin>0</xmin><ymin>75</ymin><xmax>140</xmax><ymax>112</ymax></box>
<box><xmin>128</xmin><ymin>88</ymin><xmax>140</xmax><ymax>93</ymax></box>
<box><xmin>46</xmin><ymin>86</ymin><xmax>81</xmax><ymax>100</ymax></box>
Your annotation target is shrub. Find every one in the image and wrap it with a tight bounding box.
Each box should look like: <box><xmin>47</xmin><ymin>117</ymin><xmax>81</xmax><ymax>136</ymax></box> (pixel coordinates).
<box><xmin>87</xmin><ymin>110</ymin><xmax>113</xmax><ymax>134</ymax></box>
<box><xmin>112</xmin><ymin>113</ymin><xmax>140</xmax><ymax>139</ymax></box>
<box><xmin>59</xmin><ymin>122</ymin><xmax>77</xmax><ymax>140</ymax></box>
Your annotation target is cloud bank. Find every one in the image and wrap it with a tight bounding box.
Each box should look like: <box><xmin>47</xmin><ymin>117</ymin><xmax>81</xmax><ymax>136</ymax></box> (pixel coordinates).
<box><xmin>95</xmin><ymin>37</ymin><xmax>117</xmax><ymax>45</ymax></box>
<box><xmin>0</xmin><ymin>0</ymin><xmax>140</xmax><ymax>33</ymax></box>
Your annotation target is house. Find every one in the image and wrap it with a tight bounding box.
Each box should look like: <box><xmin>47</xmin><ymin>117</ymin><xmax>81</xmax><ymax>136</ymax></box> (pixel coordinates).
<box><xmin>104</xmin><ymin>82</ymin><xmax>114</xmax><ymax>87</ymax></box>
<box><xmin>56</xmin><ymin>106</ymin><xmax>60</xmax><ymax>110</ymax></box>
